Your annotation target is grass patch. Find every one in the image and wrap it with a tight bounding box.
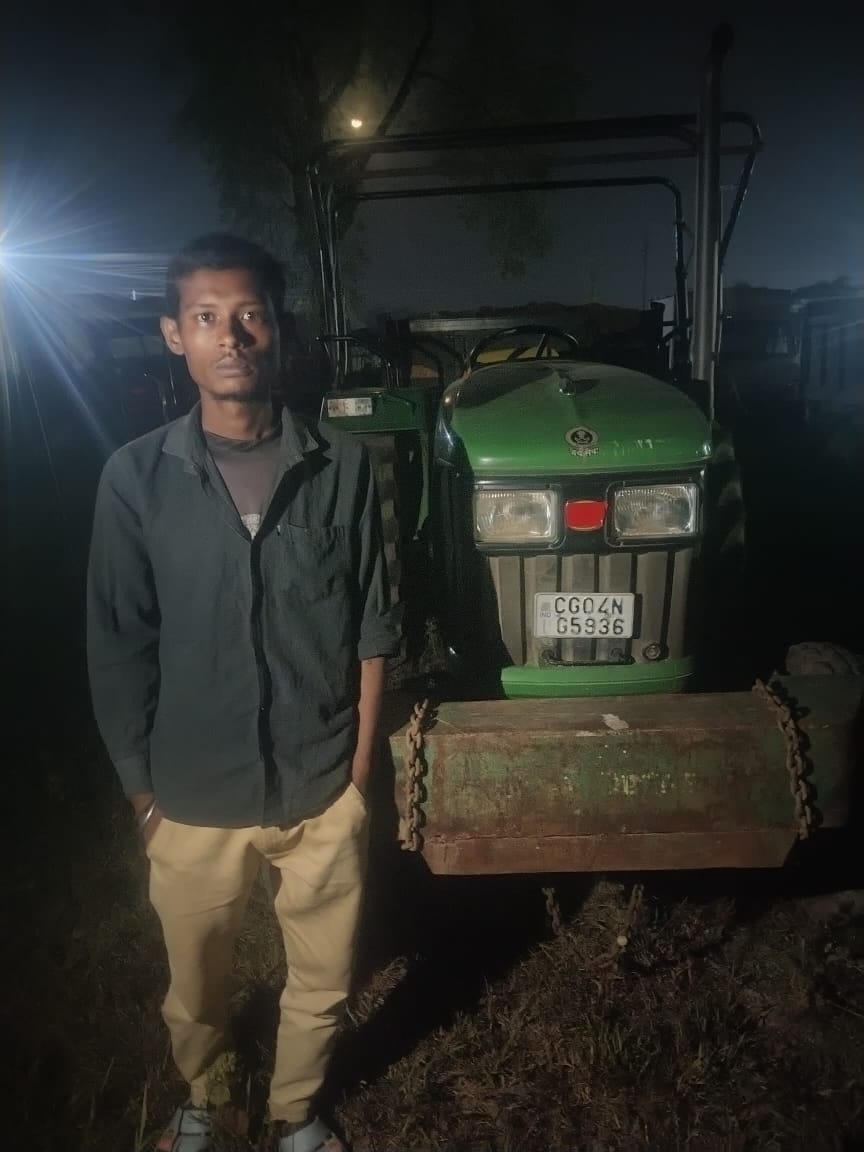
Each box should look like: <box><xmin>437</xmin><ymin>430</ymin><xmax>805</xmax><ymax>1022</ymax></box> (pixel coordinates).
<box><xmin>10</xmin><ymin>735</ymin><xmax>864</xmax><ymax>1152</ymax></box>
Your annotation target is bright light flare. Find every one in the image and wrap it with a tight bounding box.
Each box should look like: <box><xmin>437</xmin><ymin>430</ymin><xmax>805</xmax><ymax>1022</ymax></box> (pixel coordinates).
<box><xmin>350</xmin><ymin>117</ymin><xmax>364</xmax><ymax>130</ymax></box>
<box><xmin>1</xmin><ymin>217</ymin><xmax>168</xmax><ymax>465</ymax></box>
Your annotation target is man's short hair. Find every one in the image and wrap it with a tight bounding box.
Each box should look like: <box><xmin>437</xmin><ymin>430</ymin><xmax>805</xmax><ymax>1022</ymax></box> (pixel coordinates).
<box><xmin>164</xmin><ymin>233</ymin><xmax>286</xmax><ymax>318</ymax></box>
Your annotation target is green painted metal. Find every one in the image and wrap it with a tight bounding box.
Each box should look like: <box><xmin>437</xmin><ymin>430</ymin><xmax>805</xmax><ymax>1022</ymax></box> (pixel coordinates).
<box><xmin>500</xmin><ymin>656</ymin><xmax>695</xmax><ymax>697</ymax></box>
<box><xmin>321</xmin><ymin>385</ymin><xmax>437</xmax><ymax>530</ymax></box>
<box><xmin>445</xmin><ymin>361</ymin><xmax>712</xmax><ymax>476</ymax></box>
<box><xmin>320</xmin><ymin>385</ymin><xmax>436</xmax><ymax>436</ymax></box>
<box><xmin>385</xmin><ymin>675</ymin><xmax>862</xmax><ymax>874</ymax></box>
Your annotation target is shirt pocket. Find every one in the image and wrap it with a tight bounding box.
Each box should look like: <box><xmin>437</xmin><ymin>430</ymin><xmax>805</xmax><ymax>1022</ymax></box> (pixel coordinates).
<box><xmin>276</xmin><ymin>523</ymin><xmax>353</xmax><ymax>601</ymax></box>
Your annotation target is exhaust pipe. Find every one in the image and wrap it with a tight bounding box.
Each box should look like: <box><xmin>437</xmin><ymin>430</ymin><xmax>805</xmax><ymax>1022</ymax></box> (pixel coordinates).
<box><xmin>692</xmin><ymin>24</ymin><xmax>734</xmax><ymax>421</ymax></box>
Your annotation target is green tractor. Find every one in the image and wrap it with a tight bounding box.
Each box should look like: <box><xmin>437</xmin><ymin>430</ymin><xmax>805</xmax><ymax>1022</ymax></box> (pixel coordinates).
<box><xmin>310</xmin><ymin>29</ymin><xmax>862</xmax><ymax>875</ymax></box>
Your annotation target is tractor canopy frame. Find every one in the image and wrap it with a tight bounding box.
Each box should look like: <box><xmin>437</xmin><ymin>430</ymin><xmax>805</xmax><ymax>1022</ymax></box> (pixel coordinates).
<box><xmin>308</xmin><ymin>27</ymin><xmax>761</xmax><ymax>418</ymax></box>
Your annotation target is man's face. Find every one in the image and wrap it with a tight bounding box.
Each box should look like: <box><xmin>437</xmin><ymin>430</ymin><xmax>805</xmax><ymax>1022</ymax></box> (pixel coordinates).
<box><xmin>160</xmin><ymin>267</ymin><xmax>280</xmax><ymax>402</ymax></box>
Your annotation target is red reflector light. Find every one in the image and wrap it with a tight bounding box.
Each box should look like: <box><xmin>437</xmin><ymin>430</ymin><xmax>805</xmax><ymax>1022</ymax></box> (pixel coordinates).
<box><xmin>565</xmin><ymin>499</ymin><xmax>607</xmax><ymax>531</ymax></box>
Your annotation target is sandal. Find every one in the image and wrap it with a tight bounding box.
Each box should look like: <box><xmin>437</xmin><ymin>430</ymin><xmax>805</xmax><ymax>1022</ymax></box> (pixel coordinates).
<box><xmin>155</xmin><ymin>1103</ymin><xmax>213</xmax><ymax>1152</ymax></box>
<box><xmin>275</xmin><ymin>1115</ymin><xmax>348</xmax><ymax>1152</ymax></box>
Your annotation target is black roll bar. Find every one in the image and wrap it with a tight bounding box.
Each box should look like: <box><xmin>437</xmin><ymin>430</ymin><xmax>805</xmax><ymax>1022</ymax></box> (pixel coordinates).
<box><xmin>307</xmin><ymin>25</ymin><xmax>760</xmax><ymax>414</ymax></box>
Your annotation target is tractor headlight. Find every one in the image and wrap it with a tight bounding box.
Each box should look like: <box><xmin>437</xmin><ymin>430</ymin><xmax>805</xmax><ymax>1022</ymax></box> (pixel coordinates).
<box><xmin>474</xmin><ymin>488</ymin><xmax>559</xmax><ymax>544</ymax></box>
<box><xmin>612</xmin><ymin>483</ymin><xmax>699</xmax><ymax>539</ymax></box>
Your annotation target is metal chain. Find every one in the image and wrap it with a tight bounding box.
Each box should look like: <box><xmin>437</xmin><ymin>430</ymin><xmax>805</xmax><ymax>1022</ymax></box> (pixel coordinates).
<box><xmin>542</xmin><ymin>886</ymin><xmax>563</xmax><ymax>936</ymax></box>
<box><xmin>593</xmin><ymin>882</ymin><xmax>645</xmax><ymax>968</ymax></box>
<box><xmin>403</xmin><ymin>698</ymin><xmax>429</xmax><ymax>852</ymax></box>
<box><xmin>753</xmin><ymin>677</ymin><xmax>814</xmax><ymax>839</ymax></box>
<box><xmin>617</xmin><ymin>881</ymin><xmax>644</xmax><ymax>950</ymax></box>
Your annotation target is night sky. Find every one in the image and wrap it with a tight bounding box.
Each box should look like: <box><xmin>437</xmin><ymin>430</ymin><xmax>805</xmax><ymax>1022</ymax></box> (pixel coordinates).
<box><xmin>3</xmin><ymin>1</ymin><xmax>861</xmax><ymax>315</ymax></box>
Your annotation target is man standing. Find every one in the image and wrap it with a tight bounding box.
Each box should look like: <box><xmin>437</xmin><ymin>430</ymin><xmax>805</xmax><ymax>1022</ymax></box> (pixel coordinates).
<box><xmin>87</xmin><ymin>234</ymin><xmax>400</xmax><ymax>1152</ymax></box>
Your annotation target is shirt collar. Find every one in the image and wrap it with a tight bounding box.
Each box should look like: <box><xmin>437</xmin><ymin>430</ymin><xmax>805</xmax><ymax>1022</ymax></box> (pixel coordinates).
<box><xmin>162</xmin><ymin>403</ymin><xmax>320</xmax><ymax>473</ymax></box>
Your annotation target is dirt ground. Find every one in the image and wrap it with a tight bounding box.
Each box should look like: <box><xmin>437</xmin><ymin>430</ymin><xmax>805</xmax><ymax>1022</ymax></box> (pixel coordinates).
<box><xmin>8</xmin><ymin>697</ymin><xmax>864</xmax><ymax>1152</ymax></box>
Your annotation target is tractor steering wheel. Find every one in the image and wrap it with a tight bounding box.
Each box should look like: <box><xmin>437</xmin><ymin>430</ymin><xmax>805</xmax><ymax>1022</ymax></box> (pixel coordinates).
<box><xmin>467</xmin><ymin>324</ymin><xmax>580</xmax><ymax>371</ymax></box>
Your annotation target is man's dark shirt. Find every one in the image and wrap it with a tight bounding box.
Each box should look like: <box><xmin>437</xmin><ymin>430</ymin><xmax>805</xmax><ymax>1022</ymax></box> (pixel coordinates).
<box><xmin>87</xmin><ymin>405</ymin><xmax>400</xmax><ymax>828</ymax></box>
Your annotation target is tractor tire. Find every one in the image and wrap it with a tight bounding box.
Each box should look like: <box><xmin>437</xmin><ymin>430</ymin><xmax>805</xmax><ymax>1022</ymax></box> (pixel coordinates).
<box><xmin>784</xmin><ymin>642</ymin><xmax>862</xmax><ymax>677</ymax></box>
<box><xmin>360</xmin><ymin>433</ymin><xmax>408</xmax><ymax>676</ymax></box>
<box><xmin>359</xmin><ymin>433</ymin><xmax>402</xmax><ymax>607</ymax></box>
<box><xmin>701</xmin><ymin>429</ymin><xmax>749</xmax><ymax>687</ymax></box>
<box><xmin>707</xmin><ymin>430</ymin><xmax>746</xmax><ymax>570</ymax></box>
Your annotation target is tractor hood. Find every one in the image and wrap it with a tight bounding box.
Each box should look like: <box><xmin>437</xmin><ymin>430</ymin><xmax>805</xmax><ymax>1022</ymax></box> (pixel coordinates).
<box><xmin>441</xmin><ymin>360</ymin><xmax>711</xmax><ymax>475</ymax></box>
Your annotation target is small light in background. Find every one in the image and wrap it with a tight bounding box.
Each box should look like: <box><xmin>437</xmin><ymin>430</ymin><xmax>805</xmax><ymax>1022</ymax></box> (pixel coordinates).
<box><xmin>349</xmin><ymin>117</ymin><xmax>364</xmax><ymax>130</ymax></box>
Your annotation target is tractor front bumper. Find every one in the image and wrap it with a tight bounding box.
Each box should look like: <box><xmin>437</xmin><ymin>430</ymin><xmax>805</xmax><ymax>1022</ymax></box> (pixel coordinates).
<box><xmin>382</xmin><ymin>676</ymin><xmax>862</xmax><ymax>874</ymax></box>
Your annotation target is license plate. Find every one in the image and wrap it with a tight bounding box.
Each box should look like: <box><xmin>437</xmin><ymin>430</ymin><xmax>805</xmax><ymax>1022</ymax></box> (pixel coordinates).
<box><xmin>326</xmin><ymin>396</ymin><xmax>373</xmax><ymax>417</ymax></box>
<box><xmin>534</xmin><ymin>592</ymin><xmax>636</xmax><ymax>638</ymax></box>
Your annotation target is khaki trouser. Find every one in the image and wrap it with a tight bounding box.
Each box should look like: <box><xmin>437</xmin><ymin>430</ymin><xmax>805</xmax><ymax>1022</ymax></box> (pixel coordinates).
<box><xmin>146</xmin><ymin>781</ymin><xmax>369</xmax><ymax>1124</ymax></box>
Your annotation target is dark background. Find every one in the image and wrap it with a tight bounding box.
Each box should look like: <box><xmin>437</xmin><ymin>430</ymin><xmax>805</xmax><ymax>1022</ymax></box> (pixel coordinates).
<box><xmin>3</xmin><ymin>1</ymin><xmax>861</xmax><ymax>307</ymax></box>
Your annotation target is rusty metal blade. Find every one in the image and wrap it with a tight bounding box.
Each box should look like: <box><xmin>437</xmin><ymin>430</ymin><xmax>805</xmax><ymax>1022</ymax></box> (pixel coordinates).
<box><xmin>384</xmin><ymin>676</ymin><xmax>863</xmax><ymax>875</ymax></box>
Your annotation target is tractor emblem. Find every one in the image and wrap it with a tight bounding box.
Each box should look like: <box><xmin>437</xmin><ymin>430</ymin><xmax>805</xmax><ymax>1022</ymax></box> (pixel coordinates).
<box><xmin>565</xmin><ymin>426</ymin><xmax>599</xmax><ymax>457</ymax></box>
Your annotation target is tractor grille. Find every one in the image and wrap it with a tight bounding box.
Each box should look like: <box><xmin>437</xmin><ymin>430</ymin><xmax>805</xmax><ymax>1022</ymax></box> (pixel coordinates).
<box><xmin>485</xmin><ymin>548</ymin><xmax>694</xmax><ymax>667</ymax></box>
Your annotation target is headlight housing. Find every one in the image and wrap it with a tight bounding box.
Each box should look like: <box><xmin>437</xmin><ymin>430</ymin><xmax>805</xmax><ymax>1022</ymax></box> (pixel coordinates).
<box><xmin>612</xmin><ymin>483</ymin><xmax>699</xmax><ymax>539</ymax></box>
<box><xmin>474</xmin><ymin>488</ymin><xmax>559</xmax><ymax>544</ymax></box>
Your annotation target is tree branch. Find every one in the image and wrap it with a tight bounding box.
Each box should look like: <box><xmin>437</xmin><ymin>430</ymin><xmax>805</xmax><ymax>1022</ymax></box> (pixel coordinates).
<box><xmin>374</xmin><ymin>0</ymin><xmax>437</xmax><ymax>136</ymax></box>
<box><xmin>415</xmin><ymin>67</ymin><xmax>499</xmax><ymax>127</ymax></box>
<box><xmin>286</xmin><ymin>21</ymin><xmax>326</xmax><ymax>139</ymax></box>
<box><xmin>322</xmin><ymin>37</ymin><xmax>366</xmax><ymax>118</ymax></box>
